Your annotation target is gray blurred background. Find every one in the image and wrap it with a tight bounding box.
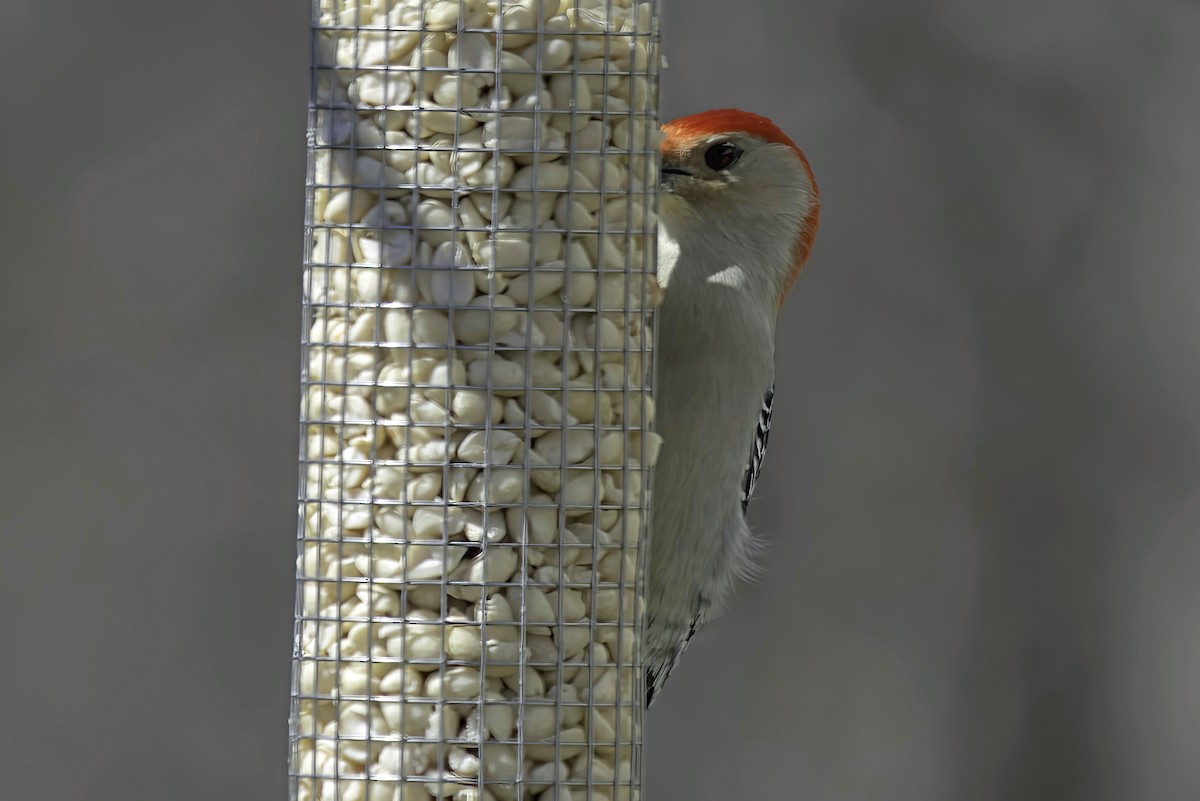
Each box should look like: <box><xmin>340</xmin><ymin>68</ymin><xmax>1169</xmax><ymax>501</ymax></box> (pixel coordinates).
<box><xmin>2</xmin><ymin>0</ymin><xmax>1198</xmax><ymax>799</ymax></box>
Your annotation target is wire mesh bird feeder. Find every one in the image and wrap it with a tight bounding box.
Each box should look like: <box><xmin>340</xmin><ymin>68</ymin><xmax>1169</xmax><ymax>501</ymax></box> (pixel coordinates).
<box><xmin>289</xmin><ymin>1</ymin><xmax>662</xmax><ymax>799</ymax></box>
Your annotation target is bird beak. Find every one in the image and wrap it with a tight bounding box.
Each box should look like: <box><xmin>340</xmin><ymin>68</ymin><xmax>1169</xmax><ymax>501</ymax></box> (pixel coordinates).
<box><xmin>660</xmin><ymin>162</ymin><xmax>690</xmax><ymax>193</ymax></box>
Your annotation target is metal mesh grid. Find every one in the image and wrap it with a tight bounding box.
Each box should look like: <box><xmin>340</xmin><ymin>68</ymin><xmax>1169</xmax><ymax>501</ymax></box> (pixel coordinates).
<box><xmin>289</xmin><ymin>1</ymin><xmax>661</xmax><ymax>799</ymax></box>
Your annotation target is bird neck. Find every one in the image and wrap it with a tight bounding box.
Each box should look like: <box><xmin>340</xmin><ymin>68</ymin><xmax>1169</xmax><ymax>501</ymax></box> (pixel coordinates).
<box><xmin>657</xmin><ymin>199</ymin><xmax>800</xmax><ymax>319</ymax></box>
<box><xmin>655</xmin><ymin>216</ymin><xmax>779</xmax><ymax>394</ymax></box>
<box><xmin>658</xmin><ymin>209</ymin><xmax>789</xmax><ymax>344</ymax></box>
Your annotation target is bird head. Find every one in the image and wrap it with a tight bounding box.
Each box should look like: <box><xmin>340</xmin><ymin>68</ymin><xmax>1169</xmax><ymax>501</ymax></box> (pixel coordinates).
<box><xmin>659</xmin><ymin>109</ymin><xmax>820</xmax><ymax>304</ymax></box>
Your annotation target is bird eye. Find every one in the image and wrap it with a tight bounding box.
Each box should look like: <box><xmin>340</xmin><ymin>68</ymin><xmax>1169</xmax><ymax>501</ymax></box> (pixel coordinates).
<box><xmin>704</xmin><ymin>142</ymin><xmax>741</xmax><ymax>171</ymax></box>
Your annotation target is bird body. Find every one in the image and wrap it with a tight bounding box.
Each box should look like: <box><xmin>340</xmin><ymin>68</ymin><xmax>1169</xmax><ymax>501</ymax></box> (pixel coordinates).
<box><xmin>646</xmin><ymin>110</ymin><xmax>820</xmax><ymax>705</ymax></box>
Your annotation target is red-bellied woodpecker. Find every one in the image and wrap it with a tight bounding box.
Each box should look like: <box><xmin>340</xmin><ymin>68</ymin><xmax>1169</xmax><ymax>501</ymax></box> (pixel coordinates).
<box><xmin>646</xmin><ymin>109</ymin><xmax>821</xmax><ymax>706</ymax></box>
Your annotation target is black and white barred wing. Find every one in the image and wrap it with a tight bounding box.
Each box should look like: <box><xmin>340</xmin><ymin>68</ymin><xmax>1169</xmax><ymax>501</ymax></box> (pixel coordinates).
<box><xmin>741</xmin><ymin>385</ymin><xmax>774</xmax><ymax>513</ymax></box>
